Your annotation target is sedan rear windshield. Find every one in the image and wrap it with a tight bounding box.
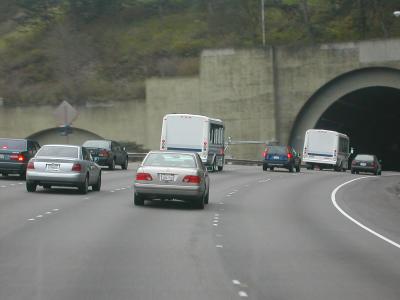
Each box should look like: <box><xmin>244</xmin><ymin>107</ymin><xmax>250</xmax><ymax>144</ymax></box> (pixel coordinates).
<box><xmin>144</xmin><ymin>153</ymin><xmax>197</xmax><ymax>168</ymax></box>
<box><xmin>0</xmin><ymin>139</ymin><xmax>27</xmax><ymax>151</ymax></box>
<box><xmin>266</xmin><ymin>146</ymin><xmax>287</xmax><ymax>155</ymax></box>
<box><xmin>354</xmin><ymin>154</ymin><xmax>374</xmax><ymax>161</ymax></box>
<box><xmin>82</xmin><ymin>140</ymin><xmax>110</xmax><ymax>149</ymax></box>
<box><xmin>37</xmin><ymin>146</ymin><xmax>79</xmax><ymax>158</ymax></box>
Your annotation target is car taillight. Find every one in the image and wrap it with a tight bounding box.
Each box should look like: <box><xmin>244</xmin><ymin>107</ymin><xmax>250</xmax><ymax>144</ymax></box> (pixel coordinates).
<box><xmin>263</xmin><ymin>149</ymin><xmax>269</xmax><ymax>158</ymax></box>
<box><xmin>219</xmin><ymin>148</ymin><xmax>224</xmax><ymax>155</ymax></box>
<box><xmin>71</xmin><ymin>163</ymin><xmax>82</xmax><ymax>172</ymax></box>
<box><xmin>183</xmin><ymin>175</ymin><xmax>201</xmax><ymax>184</ymax></box>
<box><xmin>10</xmin><ymin>154</ymin><xmax>25</xmax><ymax>161</ymax></box>
<box><xmin>99</xmin><ymin>149</ymin><xmax>109</xmax><ymax>157</ymax></box>
<box><xmin>136</xmin><ymin>172</ymin><xmax>153</xmax><ymax>181</ymax></box>
<box><xmin>27</xmin><ymin>161</ymin><xmax>34</xmax><ymax>169</ymax></box>
<box><xmin>287</xmin><ymin>153</ymin><xmax>293</xmax><ymax>159</ymax></box>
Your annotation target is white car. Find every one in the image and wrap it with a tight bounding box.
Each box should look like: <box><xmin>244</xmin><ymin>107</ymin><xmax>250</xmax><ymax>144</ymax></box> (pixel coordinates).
<box><xmin>26</xmin><ymin>144</ymin><xmax>102</xmax><ymax>194</ymax></box>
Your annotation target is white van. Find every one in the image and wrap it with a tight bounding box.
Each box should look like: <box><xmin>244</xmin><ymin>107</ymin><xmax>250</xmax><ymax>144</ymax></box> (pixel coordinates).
<box><xmin>302</xmin><ymin>129</ymin><xmax>350</xmax><ymax>171</ymax></box>
<box><xmin>160</xmin><ymin>114</ymin><xmax>225</xmax><ymax>171</ymax></box>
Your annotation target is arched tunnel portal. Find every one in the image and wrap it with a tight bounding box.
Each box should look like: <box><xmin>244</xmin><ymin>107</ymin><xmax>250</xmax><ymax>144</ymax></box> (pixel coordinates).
<box><xmin>290</xmin><ymin>67</ymin><xmax>400</xmax><ymax>171</ymax></box>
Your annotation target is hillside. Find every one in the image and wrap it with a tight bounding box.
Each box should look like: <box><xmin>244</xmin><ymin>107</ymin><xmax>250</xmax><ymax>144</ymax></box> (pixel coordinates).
<box><xmin>1</xmin><ymin>0</ymin><xmax>399</xmax><ymax>105</ymax></box>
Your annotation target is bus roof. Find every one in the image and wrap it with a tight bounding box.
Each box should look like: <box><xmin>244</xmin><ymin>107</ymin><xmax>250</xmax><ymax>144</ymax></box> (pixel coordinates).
<box><xmin>163</xmin><ymin>113</ymin><xmax>223</xmax><ymax>125</ymax></box>
<box><xmin>305</xmin><ymin>129</ymin><xmax>349</xmax><ymax>139</ymax></box>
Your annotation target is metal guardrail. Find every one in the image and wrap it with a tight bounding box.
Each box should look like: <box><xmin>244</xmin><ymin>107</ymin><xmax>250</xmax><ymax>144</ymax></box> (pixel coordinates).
<box><xmin>128</xmin><ymin>152</ymin><xmax>263</xmax><ymax>166</ymax></box>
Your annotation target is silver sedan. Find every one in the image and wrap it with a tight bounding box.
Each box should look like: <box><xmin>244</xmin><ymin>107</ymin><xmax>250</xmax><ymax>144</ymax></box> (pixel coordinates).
<box><xmin>133</xmin><ymin>151</ymin><xmax>210</xmax><ymax>209</ymax></box>
<box><xmin>26</xmin><ymin>144</ymin><xmax>102</xmax><ymax>194</ymax></box>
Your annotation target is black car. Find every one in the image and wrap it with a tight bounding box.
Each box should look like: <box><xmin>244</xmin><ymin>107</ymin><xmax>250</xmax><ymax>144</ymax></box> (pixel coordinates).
<box><xmin>82</xmin><ymin>140</ymin><xmax>128</xmax><ymax>170</ymax></box>
<box><xmin>0</xmin><ymin>138</ymin><xmax>41</xmax><ymax>178</ymax></box>
<box><xmin>262</xmin><ymin>145</ymin><xmax>301</xmax><ymax>172</ymax></box>
<box><xmin>351</xmin><ymin>154</ymin><xmax>382</xmax><ymax>175</ymax></box>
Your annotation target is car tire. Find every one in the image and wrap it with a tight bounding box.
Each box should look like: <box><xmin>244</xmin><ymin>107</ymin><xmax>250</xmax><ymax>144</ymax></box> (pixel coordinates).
<box><xmin>109</xmin><ymin>158</ymin><xmax>115</xmax><ymax>170</ymax></box>
<box><xmin>19</xmin><ymin>172</ymin><xmax>26</xmax><ymax>179</ymax></box>
<box><xmin>262</xmin><ymin>165</ymin><xmax>268</xmax><ymax>171</ymax></box>
<box><xmin>195</xmin><ymin>194</ymin><xmax>205</xmax><ymax>209</ymax></box>
<box><xmin>134</xmin><ymin>192</ymin><xmax>144</xmax><ymax>206</ymax></box>
<box><xmin>204</xmin><ymin>188</ymin><xmax>209</xmax><ymax>204</ymax></box>
<box><xmin>296</xmin><ymin>165</ymin><xmax>300</xmax><ymax>172</ymax></box>
<box><xmin>79</xmin><ymin>176</ymin><xmax>89</xmax><ymax>194</ymax></box>
<box><xmin>270</xmin><ymin>167</ymin><xmax>274</xmax><ymax>171</ymax></box>
<box><xmin>289</xmin><ymin>165</ymin><xmax>294</xmax><ymax>173</ymax></box>
<box><xmin>218</xmin><ymin>165</ymin><xmax>223</xmax><ymax>171</ymax></box>
<box><xmin>43</xmin><ymin>184</ymin><xmax>51</xmax><ymax>189</ymax></box>
<box><xmin>351</xmin><ymin>170</ymin><xmax>355</xmax><ymax>174</ymax></box>
<box><xmin>121</xmin><ymin>157</ymin><xmax>128</xmax><ymax>170</ymax></box>
<box><xmin>26</xmin><ymin>181</ymin><xmax>37</xmax><ymax>192</ymax></box>
<box><xmin>92</xmin><ymin>172</ymin><xmax>101</xmax><ymax>191</ymax></box>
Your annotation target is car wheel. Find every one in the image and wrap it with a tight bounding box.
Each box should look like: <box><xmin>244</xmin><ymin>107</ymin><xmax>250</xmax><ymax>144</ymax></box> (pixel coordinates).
<box><xmin>296</xmin><ymin>165</ymin><xmax>300</xmax><ymax>172</ymax></box>
<box><xmin>195</xmin><ymin>194</ymin><xmax>205</xmax><ymax>209</ymax></box>
<box><xmin>92</xmin><ymin>172</ymin><xmax>101</xmax><ymax>191</ymax></box>
<box><xmin>2</xmin><ymin>173</ymin><xmax>8</xmax><ymax>177</ymax></box>
<box><xmin>109</xmin><ymin>158</ymin><xmax>115</xmax><ymax>170</ymax></box>
<box><xmin>134</xmin><ymin>192</ymin><xmax>145</xmax><ymax>206</ymax></box>
<box><xmin>262</xmin><ymin>164</ymin><xmax>268</xmax><ymax>171</ymax></box>
<box><xmin>270</xmin><ymin>167</ymin><xmax>274</xmax><ymax>171</ymax></box>
<box><xmin>19</xmin><ymin>172</ymin><xmax>26</xmax><ymax>179</ymax></box>
<box><xmin>121</xmin><ymin>157</ymin><xmax>128</xmax><ymax>170</ymax></box>
<box><xmin>26</xmin><ymin>181</ymin><xmax>37</xmax><ymax>192</ymax></box>
<box><xmin>79</xmin><ymin>176</ymin><xmax>89</xmax><ymax>194</ymax></box>
<box><xmin>351</xmin><ymin>169</ymin><xmax>355</xmax><ymax>174</ymax></box>
<box><xmin>218</xmin><ymin>165</ymin><xmax>223</xmax><ymax>171</ymax></box>
<box><xmin>43</xmin><ymin>184</ymin><xmax>51</xmax><ymax>189</ymax></box>
<box><xmin>289</xmin><ymin>165</ymin><xmax>294</xmax><ymax>173</ymax></box>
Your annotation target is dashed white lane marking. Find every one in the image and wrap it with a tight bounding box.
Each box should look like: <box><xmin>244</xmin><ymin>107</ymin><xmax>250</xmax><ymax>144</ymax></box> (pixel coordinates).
<box><xmin>28</xmin><ymin>218</ymin><xmax>35</xmax><ymax>221</ymax></box>
<box><xmin>84</xmin><ymin>197</ymin><xmax>89</xmax><ymax>200</ymax></box>
<box><xmin>0</xmin><ymin>185</ymin><xmax>6</xmax><ymax>188</ymax></box>
<box><xmin>45</xmin><ymin>212</ymin><xmax>52</xmax><ymax>214</ymax></box>
<box><xmin>52</xmin><ymin>209</ymin><xmax>59</xmax><ymax>211</ymax></box>
<box><xmin>213</xmin><ymin>224</ymin><xmax>218</xmax><ymax>227</ymax></box>
<box><xmin>238</xmin><ymin>291</ymin><xmax>248</xmax><ymax>297</ymax></box>
<box><xmin>18</xmin><ymin>183</ymin><xmax>23</xmax><ymax>185</ymax></box>
<box><xmin>232</xmin><ymin>280</ymin><xmax>241</xmax><ymax>285</ymax></box>
<box><xmin>219</xmin><ymin>202</ymin><xmax>224</xmax><ymax>205</ymax></box>
<box><xmin>10</xmin><ymin>184</ymin><xmax>15</xmax><ymax>186</ymax></box>
<box><xmin>120</xmin><ymin>187</ymin><xmax>127</xmax><ymax>190</ymax></box>
<box><xmin>36</xmin><ymin>215</ymin><xmax>43</xmax><ymax>218</ymax></box>
<box><xmin>258</xmin><ymin>178</ymin><xmax>271</xmax><ymax>183</ymax></box>
<box><xmin>216</xmin><ymin>245</ymin><xmax>223</xmax><ymax>248</ymax></box>
<box><xmin>110</xmin><ymin>190</ymin><xmax>115</xmax><ymax>193</ymax></box>
<box><xmin>332</xmin><ymin>176</ymin><xmax>400</xmax><ymax>250</ymax></box>
<box><xmin>215</xmin><ymin>213</ymin><xmax>220</xmax><ymax>217</ymax></box>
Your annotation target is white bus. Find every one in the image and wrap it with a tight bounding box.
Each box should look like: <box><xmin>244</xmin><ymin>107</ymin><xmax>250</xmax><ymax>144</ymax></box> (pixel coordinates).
<box><xmin>160</xmin><ymin>114</ymin><xmax>225</xmax><ymax>171</ymax></box>
<box><xmin>302</xmin><ymin>129</ymin><xmax>350</xmax><ymax>171</ymax></box>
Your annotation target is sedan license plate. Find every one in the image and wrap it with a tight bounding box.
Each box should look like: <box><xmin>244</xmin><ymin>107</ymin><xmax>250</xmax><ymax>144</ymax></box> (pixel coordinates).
<box><xmin>273</xmin><ymin>156</ymin><xmax>280</xmax><ymax>160</ymax></box>
<box><xmin>161</xmin><ymin>174</ymin><xmax>174</xmax><ymax>181</ymax></box>
<box><xmin>46</xmin><ymin>163</ymin><xmax>60</xmax><ymax>171</ymax></box>
<box><xmin>360</xmin><ymin>162</ymin><xmax>366</xmax><ymax>166</ymax></box>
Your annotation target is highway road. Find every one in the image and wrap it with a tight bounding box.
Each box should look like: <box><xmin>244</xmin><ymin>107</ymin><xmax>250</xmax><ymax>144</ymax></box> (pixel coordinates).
<box><xmin>0</xmin><ymin>165</ymin><xmax>400</xmax><ymax>300</ymax></box>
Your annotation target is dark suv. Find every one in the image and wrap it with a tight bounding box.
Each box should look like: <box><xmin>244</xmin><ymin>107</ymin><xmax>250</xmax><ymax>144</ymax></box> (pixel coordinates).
<box><xmin>262</xmin><ymin>145</ymin><xmax>301</xmax><ymax>172</ymax></box>
<box><xmin>82</xmin><ymin>140</ymin><xmax>129</xmax><ymax>170</ymax></box>
<box><xmin>0</xmin><ymin>138</ymin><xmax>41</xmax><ymax>178</ymax></box>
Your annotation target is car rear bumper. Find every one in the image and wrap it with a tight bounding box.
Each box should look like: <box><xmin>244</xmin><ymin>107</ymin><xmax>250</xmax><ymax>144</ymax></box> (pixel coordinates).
<box><xmin>263</xmin><ymin>160</ymin><xmax>291</xmax><ymax>168</ymax></box>
<box><xmin>134</xmin><ymin>183</ymin><xmax>204</xmax><ymax>200</ymax></box>
<box><xmin>352</xmin><ymin>166</ymin><xmax>377</xmax><ymax>173</ymax></box>
<box><xmin>92</xmin><ymin>157</ymin><xmax>112</xmax><ymax>166</ymax></box>
<box><xmin>26</xmin><ymin>171</ymin><xmax>84</xmax><ymax>186</ymax></box>
<box><xmin>0</xmin><ymin>162</ymin><xmax>27</xmax><ymax>174</ymax></box>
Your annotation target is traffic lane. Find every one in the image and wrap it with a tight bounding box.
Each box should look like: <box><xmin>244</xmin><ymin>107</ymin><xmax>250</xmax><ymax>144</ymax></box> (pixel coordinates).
<box><xmin>334</xmin><ymin>173</ymin><xmax>400</xmax><ymax>248</ymax></box>
<box><xmin>0</xmin><ymin>165</ymin><xmax>137</xmax><ymax>240</ymax></box>
<box><xmin>212</xmin><ymin>169</ymin><xmax>400</xmax><ymax>300</ymax></box>
<box><xmin>0</xmin><ymin>165</ymin><xmax>249</xmax><ymax>300</ymax></box>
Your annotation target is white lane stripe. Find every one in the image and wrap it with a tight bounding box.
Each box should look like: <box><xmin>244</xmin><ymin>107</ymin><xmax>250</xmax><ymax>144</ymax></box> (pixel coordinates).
<box><xmin>28</xmin><ymin>218</ymin><xmax>35</xmax><ymax>221</ymax></box>
<box><xmin>18</xmin><ymin>182</ymin><xmax>23</xmax><ymax>185</ymax></box>
<box><xmin>331</xmin><ymin>176</ymin><xmax>400</xmax><ymax>250</ymax></box>
<box><xmin>52</xmin><ymin>209</ymin><xmax>59</xmax><ymax>211</ymax></box>
<box><xmin>1</xmin><ymin>185</ymin><xmax>6</xmax><ymax>188</ymax></box>
<box><xmin>10</xmin><ymin>184</ymin><xmax>15</xmax><ymax>186</ymax></box>
<box><xmin>216</xmin><ymin>245</ymin><xmax>223</xmax><ymax>248</ymax></box>
<box><xmin>238</xmin><ymin>291</ymin><xmax>248</xmax><ymax>297</ymax></box>
<box><xmin>232</xmin><ymin>280</ymin><xmax>240</xmax><ymax>285</ymax></box>
<box><xmin>36</xmin><ymin>215</ymin><xmax>43</xmax><ymax>218</ymax></box>
<box><xmin>258</xmin><ymin>178</ymin><xmax>271</xmax><ymax>183</ymax></box>
<box><xmin>45</xmin><ymin>212</ymin><xmax>52</xmax><ymax>214</ymax></box>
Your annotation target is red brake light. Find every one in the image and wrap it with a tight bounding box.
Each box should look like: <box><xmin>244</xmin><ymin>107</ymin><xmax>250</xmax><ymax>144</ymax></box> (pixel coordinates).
<box><xmin>72</xmin><ymin>163</ymin><xmax>82</xmax><ymax>172</ymax></box>
<box><xmin>287</xmin><ymin>153</ymin><xmax>293</xmax><ymax>159</ymax></box>
<box><xmin>27</xmin><ymin>161</ymin><xmax>35</xmax><ymax>169</ymax></box>
<box><xmin>18</xmin><ymin>154</ymin><xmax>24</xmax><ymax>161</ymax></box>
<box><xmin>10</xmin><ymin>154</ymin><xmax>25</xmax><ymax>161</ymax></box>
<box><xmin>219</xmin><ymin>148</ymin><xmax>224</xmax><ymax>155</ymax></box>
<box><xmin>263</xmin><ymin>148</ymin><xmax>269</xmax><ymax>158</ymax></box>
<box><xmin>136</xmin><ymin>172</ymin><xmax>153</xmax><ymax>181</ymax></box>
<box><xmin>183</xmin><ymin>175</ymin><xmax>201</xmax><ymax>184</ymax></box>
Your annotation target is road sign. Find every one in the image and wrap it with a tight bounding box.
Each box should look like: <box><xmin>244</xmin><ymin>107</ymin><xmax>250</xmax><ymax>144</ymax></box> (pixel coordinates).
<box><xmin>53</xmin><ymin>101</ymin><xmax>78</xmax><ymax>126</ymax></box>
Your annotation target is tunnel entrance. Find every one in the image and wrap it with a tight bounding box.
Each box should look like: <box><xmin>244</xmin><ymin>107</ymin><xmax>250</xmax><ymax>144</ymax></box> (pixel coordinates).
<box><xmin>315</xmin><ymin>86</ymin><xmax>400</xmax><ymax>171</ymax></box>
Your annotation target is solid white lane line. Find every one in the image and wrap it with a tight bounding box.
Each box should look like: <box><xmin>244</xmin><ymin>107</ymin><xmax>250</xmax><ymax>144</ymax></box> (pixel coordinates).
<box><xmin>331</xmin><ymin>176</ymin><xmax>400</xmax><ymax>250</ymax></box>
<box><xmin>238</xmin><ymin>291</ymin><xmax>248</xmax><ymax>297</ymax></box>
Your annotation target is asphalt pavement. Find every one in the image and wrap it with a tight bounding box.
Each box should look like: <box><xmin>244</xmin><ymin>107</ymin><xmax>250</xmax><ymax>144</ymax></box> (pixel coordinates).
<box><xmin>0</xmin><ymin>164</ymin><xmax>400</xmax><ymax>300</ymax></box>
